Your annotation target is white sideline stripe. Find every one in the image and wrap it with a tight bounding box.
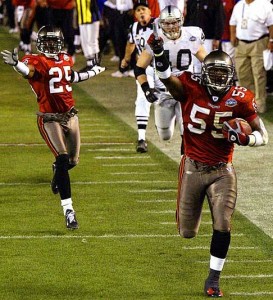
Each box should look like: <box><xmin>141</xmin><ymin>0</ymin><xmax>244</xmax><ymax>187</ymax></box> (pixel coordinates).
<box><xmin>95</xmin><ymin>156</ymin><xmax>151</xmax><ymax>159</ymax></box>
<box><xmin>223</xmin><ymin>274</ymin><xmax>273</xmax><ymax>279</ymax></box>
<box><xmin>103</xmin><ymin>163</ymin><xmax>159</xmax><ymax>166</ymax></box>
<box><xmin>230</xmin><ymin>292</ymin><xmax>273</xmax><ymax>296</ymax></box>
<box><xmin>0</xmin><ymin>180</ymin><xmax>175</xmax><ymax>186</ymax></box>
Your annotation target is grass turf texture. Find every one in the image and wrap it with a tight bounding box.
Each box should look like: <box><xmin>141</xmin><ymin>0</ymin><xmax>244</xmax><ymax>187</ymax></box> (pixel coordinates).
<box><xmin>1</xmin><ymin>27</ymin><xmax>273</xmax><ymax>299</ymax></box>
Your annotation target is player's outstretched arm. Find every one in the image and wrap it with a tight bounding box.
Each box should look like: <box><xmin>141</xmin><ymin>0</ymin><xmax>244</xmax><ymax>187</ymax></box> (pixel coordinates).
<box><xmin>147</xmin><ymin>33</ymin><xmax>184</xmax><ymax>101</ymax></box>
<box><xmin>71</xmin><ymin>65</ymin><xmax>106</xmax><ymax>83</ymax></box>
<box><xmin>1</xmin><ymin>48</ymin><xmax>34</xmax><ymax>78</ymax></box>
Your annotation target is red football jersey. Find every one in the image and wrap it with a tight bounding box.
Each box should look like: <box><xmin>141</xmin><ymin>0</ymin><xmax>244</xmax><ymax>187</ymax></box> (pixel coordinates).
<box><xmin>46</xmin><ymin>0</ymin><xmax>75</xmax><ymax>10</ymax></box>
<box><xmin>178</xmin><ymin>72</ymin><xmax>257</xmax><ymax>165</ymax></box>
<box><xmin>22</xmin><ymin>53</ymin><xmax>75</xmax><ymax>113</ymax></box>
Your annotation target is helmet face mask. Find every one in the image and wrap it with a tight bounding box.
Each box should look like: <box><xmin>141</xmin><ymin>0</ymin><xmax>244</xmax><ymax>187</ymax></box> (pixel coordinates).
<box><xmin>201</xmin><ymin>51</ymin><xmax>235</xmax><ymax>99</ymax></box>
<box><xmin>36</xmin><ymin>26</ymin><xmax>64</xmax><ymax>58</ymax></box>
<box><xmin>159</xmin><ymin>5</ymin><xmax>183</xmax><ymax>40</ymax></box>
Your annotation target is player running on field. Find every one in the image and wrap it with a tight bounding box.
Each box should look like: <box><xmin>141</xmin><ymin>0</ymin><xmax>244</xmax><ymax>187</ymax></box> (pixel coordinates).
<box><xmin>135</xmin><ymin>5</ymin><xmax>207</xmax><ymax>154</ymax></box>
<box><xmin>1</xmin><ymin>25</ymin><xmax>105</xmax><ymax>230</ymax></box>
<box><xmin>148</xmin><ymin>31</ymin><xmax>268</xmax><ymax>296</ymax></box>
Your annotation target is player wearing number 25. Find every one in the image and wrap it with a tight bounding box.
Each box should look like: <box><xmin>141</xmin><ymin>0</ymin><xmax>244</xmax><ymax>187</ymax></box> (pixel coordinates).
<box><xmin>148</xmin><ymin>37</ymin><xmax>268</xmax><ymax>297</ymax></box>
<box><xmin>1</xmin><ymin>25</ymin><xmax>105</xmax><ymax>230</ymax></box>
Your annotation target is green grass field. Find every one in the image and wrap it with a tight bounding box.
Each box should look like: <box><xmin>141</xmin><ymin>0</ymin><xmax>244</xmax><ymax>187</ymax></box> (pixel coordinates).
<box><xmin>0</xmin><ymin>26</ymin><xmax>273</xmax><ymax>299</ymax></box>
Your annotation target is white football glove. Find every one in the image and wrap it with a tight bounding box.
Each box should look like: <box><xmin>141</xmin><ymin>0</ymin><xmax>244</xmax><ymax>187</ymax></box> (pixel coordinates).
<box><xmin>87</xmin><ymin>65</ymin><xmax>106</xmax><ymax>78</ymax></box>
<box><xmin>1</xmin><ymin>48</ymin><xmax>19</xmax><ymax>66</ymax></box>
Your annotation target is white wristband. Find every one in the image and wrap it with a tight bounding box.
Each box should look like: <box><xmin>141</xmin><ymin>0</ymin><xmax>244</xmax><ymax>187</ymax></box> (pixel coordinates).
<box><xmin>13</xmin><ymin>61</ymin><xmax>30</xmax><ymax>76</ymax></box>
<box><xmin>157</xmin><ymin>66</ymin><xmax>171</xmax><ymax>79</ymax></box>
<box><xmin>248</xmin><ymin>131</ymin><xmax>264</xmax><ymax>146</ymax></box>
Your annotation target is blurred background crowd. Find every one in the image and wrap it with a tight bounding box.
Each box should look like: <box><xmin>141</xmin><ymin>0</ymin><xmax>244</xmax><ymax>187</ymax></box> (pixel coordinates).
<box><xmin>0</xmin><ymin>0</ymin><xmax>272</xmax><ymax>113</ymax></box>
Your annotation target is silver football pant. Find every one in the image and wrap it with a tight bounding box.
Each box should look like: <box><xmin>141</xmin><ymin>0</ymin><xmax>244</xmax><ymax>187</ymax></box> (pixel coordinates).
<box><xmin>154</xmin><ymin>93</ymin><xmax>183</xmax><ymax>140</ymax></box>
<box><xmin>37</xmin><ymin>115</ymin><xmax>80</xmax><ymax>166</ymax></box>
<box><xmin>177</xmin><ymin>156</ymin><xmax>237</xmax><ymax>238</ymax></box>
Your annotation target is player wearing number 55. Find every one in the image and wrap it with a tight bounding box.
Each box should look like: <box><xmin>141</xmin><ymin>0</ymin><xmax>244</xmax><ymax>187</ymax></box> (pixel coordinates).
<box><xmin>148</xmin><ymin>37</ymin><xmax>268</xmax><ymax>298</ymax></box>
<box><xmin>1</xmin><ymin>25</ymin><xmax>105</xmax><ymax>230</ymax></box>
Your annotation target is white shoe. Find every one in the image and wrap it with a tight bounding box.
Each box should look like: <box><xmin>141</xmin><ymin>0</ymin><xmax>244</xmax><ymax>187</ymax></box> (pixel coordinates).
<box><xmin>128</xmin><ymin>69</ymin><xmax>135</xmax><ymax>78</ymax></box>
<box><xmin>111</xmin><ymin>70</ymin><xmax>128</xmax><ymax>78</ymax></box>
<box><xmin>9</xmin><ymin>28</ymin><xmax>19</xmax><ymax>33</ymax></box>
<box><xmin>110</xmin><ymin>55</ymin><xmax>119</xmax><ymax>62</ymax></box>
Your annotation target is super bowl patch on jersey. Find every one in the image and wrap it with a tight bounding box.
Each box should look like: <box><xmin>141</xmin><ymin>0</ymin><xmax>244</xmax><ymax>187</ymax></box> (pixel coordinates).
<box><xmin>225</xmin><ymin>98</ymin><xmax>237</xmax><ymax>107</ymax></box>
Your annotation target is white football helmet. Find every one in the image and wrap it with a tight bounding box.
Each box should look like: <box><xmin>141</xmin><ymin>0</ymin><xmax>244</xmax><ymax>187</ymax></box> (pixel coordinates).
<box><xmin>159</xmin><ymin>5</ymin><xmax>183</xmax><ymax>40</ymax></box>
<box><xmin>36</xmin><ymin>25</ymin><xmax>64</xmax><ymax>58</ymax></box>
<box><xmin>202</xmin><ymin>50</ymin><xmax>235</xmax><ymax>98</ymax></box>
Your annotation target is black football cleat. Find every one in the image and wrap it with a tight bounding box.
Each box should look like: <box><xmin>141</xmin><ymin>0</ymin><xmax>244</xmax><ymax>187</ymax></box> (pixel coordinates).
<box><xmin>65</xmin><ymin>209</ymin><xmax>79</xmax><ymax>230</ymax></box>
<box><xmin>51</xmin><ymin>163</ymin><xmax>59</xmax><ymax>194</ymax></box>
<box><xmin>136</xmin><ymin>139</ymin><xmax>148</xmax><ymax>153</ymax></box>
<box><xmin>204</xmin><ymin>279</ymin><xmax>223</xmax><ymax>297</ymax></box>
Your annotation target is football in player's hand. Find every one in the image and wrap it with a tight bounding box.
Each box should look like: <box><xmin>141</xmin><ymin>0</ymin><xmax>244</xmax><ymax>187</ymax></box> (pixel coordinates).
<box><xmin>222</xmin><ymin>118</ymin><xmax>252</xmax><ymax>135</ymax></box>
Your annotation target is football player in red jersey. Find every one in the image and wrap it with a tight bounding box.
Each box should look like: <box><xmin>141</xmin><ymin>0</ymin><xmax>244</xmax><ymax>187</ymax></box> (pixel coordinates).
<box><xmin>147</xmin><ymin>34</ymin><xmax>268</xmax><ymax>297</ymax></box>
<box><xmin>1</xmin><ymin>25</ymin><xmax>105</xmax><ymax>230</ymax></box>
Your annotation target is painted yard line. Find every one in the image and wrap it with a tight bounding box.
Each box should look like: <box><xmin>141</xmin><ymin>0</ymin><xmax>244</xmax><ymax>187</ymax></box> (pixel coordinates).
<box><xmin>95</xmin><ymin>156</ymin><xmax>151</xmax><ymax>159</ymax></box>
<box><xmin>87</xmin><ymin>142</ymin><xmax>134</xmax><ymax>145</ymax></box>
<box><xmin>160</xmin><ymin>221</ymin><xmax>214</xmax><ymax>225</ymax></box>
<box><xmin>130</xmin><ymin>189</ymin><xmax>176</xmax><ymax>193</ymax></box>
<box><xmin>73</xmin><ymin>180</ymin><xmax>175</xmax><ymax>184</ymax></box>
<box><xmin>77</xmin><ymin>118</ymin><xmax>109</xmax><ymax>122</ymax></box>
<box><xmin>0</xmin><ymin>234</ymin><xmax>181</xmax><ymax>239</ymax></box>
<box><xmin>136</xmin><ymin>199</ymin><xmax>175</xmax><ymax>203</ymax></box>
<box><xmin>87</xmin><ymin>149</ymin><xmax>133</xmax><ymax>152</ymax></box>
<box><xmin>149</xmin><ymin>209</ymin><xmax>211</xmax><ymax>213</ymax></box>
<box><xmin>81</xmin><ymin>135</ymin><xmax>125</xmax><ymax>139</ymax></box>
<box><xmin>196</xmin><ymin>259</ymin><xmax>272</xmax><ymax>263</ymax></box>
<box><xmin>0</xmin><ymin>143</ymin><xmax>45</xmax><ymax>147</ymax></box>
<box><xmin>230</xmin><ymin>292</ymin><xmax>273</xmax><ymax>296</ymax></box>
<box><xmin>0</xmin><ymin>235</ymin><xmax>254</xmax><ymax>244</ymax></box>
<box><xmin>86</xmin><ymin>142</ymin><xmax>134</xmax><ymax>146</ymax></box>
<box><xmin>181</xmin><ymin>246</ymin><xmax>256</xmax><ymax>250</ymax></box>
<box><xmin>103</xmin><ymin>163</ymin><xmax>159</xmax><ymax>166</ymax></box>
<box><xmin>149</xmin><ymin>210</ymin><xmax>176</xmax><ymax>214</ymax></box>
<box><xmin>0</xmin><ymin>180</ymin><xmax>175</xmax><ymax>186</ymax></box>
<box><xmin>82</xmin><ymin>124</ymin><xmax>114</xmax><ymax>127</ymax></box>
<box><xmin>223</xmin><ymin>274</ymin><xmax>273</xmax><ymax>279</ymax></box>
<box><xmin>111</xmin><ymin>172</ymin><xmax>164</xmax><ymax>175</ymax></box>
<box><xmin>0</xmin><ymin>142</ymin><xmax>134</xmax><ymax>146</ymax></box>
<box><xmin>81</xmin><ymin>129</ymin><xmax>121</xmax><ymax>132</ymax></box>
